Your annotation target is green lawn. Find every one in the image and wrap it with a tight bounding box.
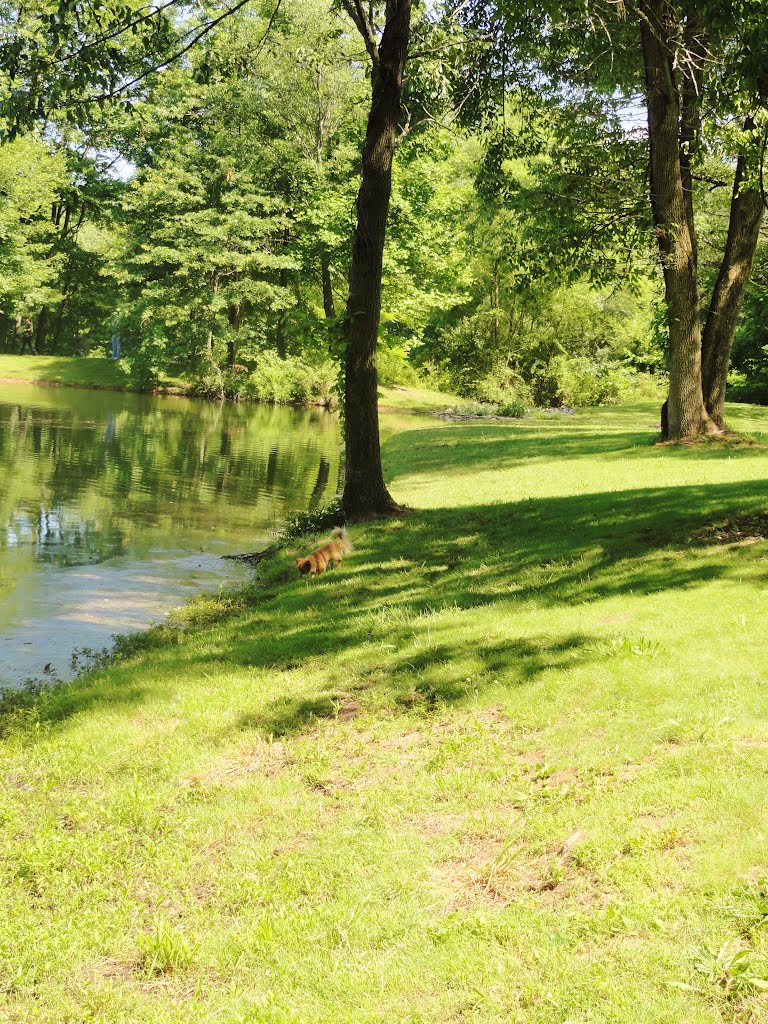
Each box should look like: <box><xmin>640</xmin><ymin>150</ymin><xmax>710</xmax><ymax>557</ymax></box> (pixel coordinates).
<box><xmin>0</xmin><ymin>354</ymin><xmax>186</xmax><ymax>392</ymax></box>
<box><xmin>2</xmin><ymin>401</ymin><xmax>768</xmax><ymax>1023</ymax></box>
<box><xmin>0</xmin><ymin>354</ymin><xmax>131</xmax><ymax>389</ymax></box>
<box><xmin>378</xmin><ymin>383</ymin><xmax>460</xmax><ymax>413</ymax></box>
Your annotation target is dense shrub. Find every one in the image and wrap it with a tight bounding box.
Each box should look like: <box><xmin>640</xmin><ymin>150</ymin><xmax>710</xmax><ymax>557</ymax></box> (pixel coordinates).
<box><xmin>451</xmin><ymin>399</ymin><xmax>526</xmax><ymax>418</ymax></box>
<box><xmin>496</xmin><ymin>356</ymin><xmax>661</xmax><ymax>409</ymax></box>
<box><xmin>377</xmin><ymin>344</ymin><xmax>423</xmax><ymax>387</ymax></box>
<box><xmin>556</xmin><ymin>357</ymin><xmax>632</xmax><ymax>406</ymax></box>
<box><xmin>497</xmin><ymin>397</ymin><xmax>528</xmax><ymax>417</ymax></box>
<box><xmin>727</xmin><ymin>368</ymin><xmax>768</xmax><ymax>405</ymax></box>
<box><xmin>191</xmin><ymin>353</ymin><xmax>337</xmax><ymax>406</ymax></box>
<box><xmin>472</xmin><ymin>365</ymin><xmax>533</xmax><ymax>407</ymax></box>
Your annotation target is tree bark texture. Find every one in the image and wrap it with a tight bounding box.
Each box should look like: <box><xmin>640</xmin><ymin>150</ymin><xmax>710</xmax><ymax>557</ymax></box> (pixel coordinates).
<box><xmin>227</xmin><ymin>302</ymin><xmax>241</xmax><ymax>367</ymax></box>
<box><xmin>701</xmin><ymin>152</ymin><xmax>765</xmax><ymax>428</ymax></box>
<box><xmin>341</xmin><ymin>0</ymin><xmax>411</xmax><ymax>519</ymax></box>
<box><xmin>321</xmin><ymin>257</ymin><xmax>336</xmax><ymax>319</ymax></box>
<box><xmin>640</xmin><ymin>1</ymin><xmax>715</xmax><ymax>441</ymax></box>
<box><xmin>35</xmin><ymin>306</ymin><xmax>48</xmax><ymax>354</ymax></box>
<box><xmin>276</xmin><ymin>226</ymin><xmax>290</xmax><ymax>359</ymax></box>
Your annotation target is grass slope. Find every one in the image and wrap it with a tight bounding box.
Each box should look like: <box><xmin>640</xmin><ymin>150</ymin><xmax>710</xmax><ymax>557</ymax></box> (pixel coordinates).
<box><xmin>378</xmin><ymin>384</ymin><xmax>461</xmax><ymax>413</ymax></box>
<box><xmin>0</xmin><ymin>358</ymin><xmax>444</xmax><ymax>409</ymax></box>
<box><xmin>0</xmin><ymin>354</ymin><xmax>131</xmax><ymax>389</ymax></box>
<box><xmin>0</xmin><ymin>355</ymin><xmax>185</xmax><ymax>392</ymax></box>
<box><xmin>2</xmin><ymin>401</ymin><xmax>768</xmax><ymax>1024</ymax></box>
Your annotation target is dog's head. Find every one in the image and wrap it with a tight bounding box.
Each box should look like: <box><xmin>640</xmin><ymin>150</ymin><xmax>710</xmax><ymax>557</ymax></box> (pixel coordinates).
<box><xmin>296</xmin><ymin>557</ymin><xmax>312</xmax><ymax>575</ymax></box>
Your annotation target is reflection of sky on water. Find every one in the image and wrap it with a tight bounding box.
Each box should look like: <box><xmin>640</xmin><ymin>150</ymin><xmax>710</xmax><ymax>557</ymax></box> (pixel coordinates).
<box><xmin>0</xmin><ymin>384</ymin><xmax>342</xmax><ymax>689</ymax></box>
<box><xmin>3</xmin><ymin>507</ymin><xmax>124</xmax><ymax>565</ymax></box>
<box><xmin>0</xmin><ymin>551</ymin><xmax>246</xmax><ymax>684</ymax></box>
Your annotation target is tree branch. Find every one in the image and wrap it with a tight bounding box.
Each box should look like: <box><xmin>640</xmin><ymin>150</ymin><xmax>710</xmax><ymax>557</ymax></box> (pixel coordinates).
<box><xmin>339</xmin><ymin>0</ymin><xmax>379</xmax><ymax>62</ymax></box>
<box><xmin>83</xmin><ymin>0</ymin><xmax>282</xmax><ymax>105</ymax></box>
<box><xmin>49</xmin><ymin>0</ymin><xmax>183</xmax><ymax>68</ymax></box>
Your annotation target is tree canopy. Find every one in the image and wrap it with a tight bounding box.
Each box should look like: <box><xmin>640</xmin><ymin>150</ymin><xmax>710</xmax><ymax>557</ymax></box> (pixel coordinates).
<box><xmin>0</xmin><ymin>0</ymin><xmax>767</xmax><ymax>490</ymax></box>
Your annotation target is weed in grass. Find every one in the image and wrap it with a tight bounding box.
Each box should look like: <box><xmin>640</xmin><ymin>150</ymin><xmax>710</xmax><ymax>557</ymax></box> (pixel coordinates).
<box><xmin>136</xmin><ymin>916</ymin><xmax>197</xmax><ymax>976</ymax></box>
<box><xmin>724</xmin><ymin>880</ymin><xmax>768</xmax><ymax>939</ymax></box>
<box><xmin>690</xmin><ymin>941</ymin><xmax>768</xmax><ymax>1000</ymax></box>
<box><xmin>587</xmin><ymin>635</ymin><xmax>663</xmax><ymax>657</ymax></box>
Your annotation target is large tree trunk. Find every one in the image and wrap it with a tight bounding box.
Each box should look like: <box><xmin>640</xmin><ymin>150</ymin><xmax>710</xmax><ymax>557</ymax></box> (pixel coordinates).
<box><xmin>640</xmin><ymin>1</ymin><xmax>716</xmax><ymax>441</ymax></box>
<box><xmin>35</xmin><ymin>306</ymin><xmax>49</xmax><ymax>354</ymax></box>
<box><xmin>51</xmin><ymin>299</ymin><xmax>66</xmax><ymax>354</ymax></box>
<box><xmin>321</xmin><ymin>257</ymin><xmax>336</xmax><ymax>320</ymax></box>
<box><xmin>341</xmin><ymin>0</ymin><xmax>411</xmax><ymax>519</ymax></box>
<box><xmin>275</xmin><ymin>271</ymin><xmax>288</xmax><ymax>360</ymax></box>
<box><xmin>701</xmin><ymin>151</ymin><xmax>765</xmax><ymax>429</ymax></box>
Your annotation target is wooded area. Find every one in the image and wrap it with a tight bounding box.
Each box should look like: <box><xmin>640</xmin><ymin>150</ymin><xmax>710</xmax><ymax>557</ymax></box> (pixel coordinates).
<box><xmin>1</xmin><ymin>0</ymin><xmax>767</xmax><ymax>513</ymax></box>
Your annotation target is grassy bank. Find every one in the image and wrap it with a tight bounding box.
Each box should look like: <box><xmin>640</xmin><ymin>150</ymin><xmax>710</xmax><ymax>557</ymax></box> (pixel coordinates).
<box><xmin>0</xmin><ymin>355</ymin><xmax>447</xmax><ymax>413</ymax></box>
<box><xmin>0</xmin><ymin>354</ymin><xmax>136</xmax><ymax>390</ymax></box>
<box><xmin>2</xmin><ymin>401</ymin><xmax>768</xmax><ymax>1023</ymax></box>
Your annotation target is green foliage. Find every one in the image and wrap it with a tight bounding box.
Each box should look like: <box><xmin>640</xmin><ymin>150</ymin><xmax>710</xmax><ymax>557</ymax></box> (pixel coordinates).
<box><xmin>730</xmin><ymin>260</ymin><xmax>768</xmax><ymax>405</ymax></box>
<box><xmin>452</xmin><ymin>397</ymin><xmax>527</xmax><ymax>418</ymax></box>
<box><xmin>473</xmin><ymin>365</ymin><xmax>532</xmax><ymax>407</ymax></box>
<box><xmin>376</xmin><ymin>344</ymin><xmax>423</xmax><ymax>388</ymax></box>
<box><xmin>0</xmin><ymin>137</ymin><xmax>67</xmax><ymax>314</ymax></box>
<box><xmin>136</xmin><ymin>916</ymin><xmax>197</xmax><ymax>977</ymax></box>
<box><xmin>283</xmin><ymin>498</ymin><xmax>344</xmax><ymax>538</ymax></box>
<box><xmin>0</xmin><ymin>0</ymin><xmax>763</xmax><ymax>411</ymax></box>
<box><xmin>243</xmin><ymin>353</ymin><xmax>335</xmax><ymax>406</ymax></box>
<box><xmin>426</xmin><ymin>276</ymin><xmax>663</xmax><ymax>408</ymax></box>
<box><xmin>543</xmin><ymin>356</ymin><xmax>646</xmax><ymax>408</ymax></box>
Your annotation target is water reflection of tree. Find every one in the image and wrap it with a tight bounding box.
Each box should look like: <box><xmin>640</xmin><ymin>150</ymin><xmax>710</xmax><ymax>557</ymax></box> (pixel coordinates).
<box><xmin>0</xmin><ymin>394</ymin><xmax>340</xmax><ymax>562</ymax></box>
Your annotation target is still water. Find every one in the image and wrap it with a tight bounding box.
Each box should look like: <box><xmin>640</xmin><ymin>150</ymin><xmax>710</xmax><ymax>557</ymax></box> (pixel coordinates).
<box><xmin>0</xmin><ymin>383</ymin><xmax>341</xmax><ymax>688</ymax></box>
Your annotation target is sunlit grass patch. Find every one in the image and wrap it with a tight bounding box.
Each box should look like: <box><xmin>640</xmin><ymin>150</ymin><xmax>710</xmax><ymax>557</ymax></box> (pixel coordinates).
<box><xmin>1</xmin><ymin>400</ymin><xmax>768</xmax><ymax>1022</ymax></box>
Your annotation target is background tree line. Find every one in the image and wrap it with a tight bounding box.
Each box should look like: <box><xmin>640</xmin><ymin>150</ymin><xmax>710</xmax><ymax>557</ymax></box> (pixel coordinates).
<box><xmin>1</xmin><ymin>0</ymin><xmax>767</xmax><ymax>511</ymax></box>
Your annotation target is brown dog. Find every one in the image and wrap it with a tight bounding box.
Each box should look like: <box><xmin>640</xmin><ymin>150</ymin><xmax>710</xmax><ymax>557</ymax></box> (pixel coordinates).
<box><xmin>296</xmin><ymin>527</ymin><xmax>351</xmax><ymax>576</ymax></box>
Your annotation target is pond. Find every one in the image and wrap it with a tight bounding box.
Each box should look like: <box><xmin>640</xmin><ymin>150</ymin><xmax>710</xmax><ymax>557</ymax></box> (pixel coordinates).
<box><xmin>0</xmin><ymin>383</ymin><xmax>342</xmax><ymax>689</ymax></box>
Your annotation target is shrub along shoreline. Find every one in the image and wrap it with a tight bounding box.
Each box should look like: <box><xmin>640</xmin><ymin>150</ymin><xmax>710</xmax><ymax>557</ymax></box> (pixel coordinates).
<box><xmin>2</xmin><ymin>401</ymin><xmax>768</xmax><ymax>1022</ymax></box>
<box><xmin>0</xmin><ymin>352</ymin><xmax>666</xmax><ymax>415</ymax></box>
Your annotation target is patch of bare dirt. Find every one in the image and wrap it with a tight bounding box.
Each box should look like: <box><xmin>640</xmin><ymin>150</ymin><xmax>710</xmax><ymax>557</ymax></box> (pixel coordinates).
<box><xmin>186</xmin><ymin>738</ymin><xmax>293</xmax><ymax>788</ymax></box>
<box><xmin>428</xmin><ymin>829</ymin><xmax>592</xmax><ymax>909</ymax></box>
<box><xmin>732</xmin><ymin>736</ymin><xmax>768</xmax><ymax>750</ymax></box>
<box><xmin>335</xmin><ymin>696</ymin><xmax>360</xmax><ymax>722</ymax></box>
<box><xmin>402</xmin><ymin>810</ymin><xmax>472</xmax><ymax>839</ymax></box>
<box><xmin>85</xmin><ymin>958</ymin><xmax>134</xmax><ymax>982</ymax></box>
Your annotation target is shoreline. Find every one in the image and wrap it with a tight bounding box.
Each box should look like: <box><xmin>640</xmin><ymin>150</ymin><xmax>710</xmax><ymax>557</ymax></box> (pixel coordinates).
<box><xmin>0</xmin><ymin>374</ymin><xmax>184</xmax><ymax>395</ymax></box>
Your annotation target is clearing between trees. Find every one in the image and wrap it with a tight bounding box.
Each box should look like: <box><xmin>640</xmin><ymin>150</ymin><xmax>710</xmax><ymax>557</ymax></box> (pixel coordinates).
<box><xmin>2</xmin><ymin>401</ymin><xmax>768</xmax><ymax>1023</ymax></box>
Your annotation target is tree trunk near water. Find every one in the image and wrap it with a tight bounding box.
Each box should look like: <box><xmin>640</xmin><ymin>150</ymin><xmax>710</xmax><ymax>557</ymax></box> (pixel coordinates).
<box><xmin>227</xmin><ymin>303</ymin><xmax>240</xmax><ymax>368</ymax></box>
<box><xmin>51</xmin><ymin>299</ymin><xmax>66</xmax><ymax>354</ymax></box>
<box><xmin>35</xmin><ymin>306</ymin><xmax>48</xmax><ymax>354</ymax></box>
<box><xmin>275</xmin><ymin>275</ymin><xmax>288</xmax><ymax>359</ymax></box>
<box><xmin>340</xmin><ymin>0</ymin><xmax>411</xmax><ymax>519</ymax></box>
<box><xmin>701</xmin><ymin>151</ymin><xmax>765</xmax><ymax>429</ymax></box>
<box><xmin>640</xmin><ymin>1</ymin><xmax>716</xmax><ymax>442</ymax></box>
<box><xmin>321</xmin><ymin>257</ymin><xmax>335</xmax><ymax>320</ymax></box>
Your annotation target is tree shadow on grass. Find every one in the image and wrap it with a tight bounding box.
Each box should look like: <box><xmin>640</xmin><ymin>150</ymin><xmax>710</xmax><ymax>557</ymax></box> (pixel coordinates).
<box><xmin>7</xmin><ymin>474</ymin><xmax>768</xmax><ymax>737</ymax></box>
<box><xmin>240</xmin><ymin>632</ymin><xmax>597</xmax><ymax>737</ymax></box>
<box><xmin>382</xmin><ymin>418</ymin><xmax>768</xmax><ymax>486</ymax></box>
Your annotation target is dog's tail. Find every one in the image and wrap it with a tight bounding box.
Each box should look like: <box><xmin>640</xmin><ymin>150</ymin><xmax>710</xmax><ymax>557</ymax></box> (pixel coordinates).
<box><xmin>332</xmin><ymin>525</ymin><xmax>352</xmax><ymax>550</ymax></box>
